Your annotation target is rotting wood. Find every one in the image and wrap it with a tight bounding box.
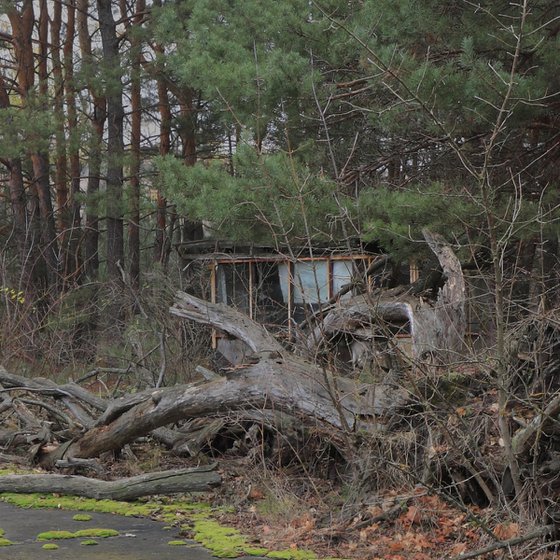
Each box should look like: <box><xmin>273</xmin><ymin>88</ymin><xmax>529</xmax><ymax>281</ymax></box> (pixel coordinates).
<box><xmin>305</xmin><ymin>229</ymin><xmax>467</xmax><ymax>364</ymax></box>
<box><xmin>171</xmin><ymin>290</ymin><xmax>284</xmax><ymax>357</ymax></box>
<box><xmin>0</xmin><ymin>288</ymin><xmax>409</xmax><ymax>468</ymax></box>
<box><xmin>0</xmin><ymin>464</ymin><xmax>221</xmax><ymax>499</ymax></box>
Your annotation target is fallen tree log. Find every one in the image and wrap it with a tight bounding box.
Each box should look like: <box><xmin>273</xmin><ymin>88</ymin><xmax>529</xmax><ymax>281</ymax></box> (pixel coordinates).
<box><xmin>0</xmin><ymin>464</ymin><xmax>220</xmax><ymax>499</ymax></box>
<box><xmin>28</xmin><ymin>290</ymin><xmax>408</xmax><ymax>466</ymax></box>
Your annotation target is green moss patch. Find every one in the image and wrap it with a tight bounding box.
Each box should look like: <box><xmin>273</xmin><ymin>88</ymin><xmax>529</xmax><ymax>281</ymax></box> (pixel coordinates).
<box><xmin>37</xmin><ymin>531</ymin><xmax>75</xmax><ymax>541</ymax></box>
<box><xmin>74</xmin><ymin>528</ymin><xmax>119</xmax><ymax>538</ymax></box>
<box><xmin>38</xmin><ymin>528</ymin><xmax>118</xmax><ymax>541</ymax></box>
<box><xmin>80</xmin><ymin>540</ymin><xmax>98</xmax><ymax>546</ymax></box>
<box><xmin>42</xmin><ymin>543</ymin><xmax>59</xmax><ymax>550</ymax></box>
<box><xmin>0</xmin><ymin>529</ymin><xmax>4</xmax><ymax>536</ymax></box>
<box><xmin>191</xmin><ymin>518</ymin><xmax>268</xmax><ymax>558</ymax></box>
<box><xmin>167</xmin><ymin>540</ymin><xmax>188</xmax><ymax>546</ymax></box>
<box><xmin>73</xmin><ymin>514</ymin><xmax>92</xmax><ymax>522</ymax></box>
<box><xmin>0</xmin><ymin>537</ymin><xmax>13</xmax><ymax>546</ymax></box>
<box><xmin>267</xmin><ymin>550</ymin><xmax>318</xmax><ymax>560</ymax></box>
<box><xmin>0</xmin><ymin>492</ymin><xmax>208</xmax><ymax>519</ymax></box>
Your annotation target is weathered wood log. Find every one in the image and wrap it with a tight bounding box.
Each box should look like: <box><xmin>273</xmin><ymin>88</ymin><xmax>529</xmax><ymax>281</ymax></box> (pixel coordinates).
<box><xmin>171</xmin><ymin>291</ymin><xmax>284</xmax><ymax>357</ymax></box>
<box><xmin>30</xmin><ymin>291</ymin><xmax>409</xmax><ymax>465</ymax></box>
<box><xmin>0</xmin><ymin>464</ymin><xmax>221</xmax><ymax>499</ymax></box>
<box><xmin>0</xmin><ymin>287</ymin><xmax>413</xmax><ymax>468</ymax></box>
<box><xmin>305</xmin><ymin>230</ymin><xmax>466</xmax><ymax>363</ymax></box>
<box><xmin>39</xmin><ymin>359</ymin><xmax>355</xmax><ymax>464</ymax></box>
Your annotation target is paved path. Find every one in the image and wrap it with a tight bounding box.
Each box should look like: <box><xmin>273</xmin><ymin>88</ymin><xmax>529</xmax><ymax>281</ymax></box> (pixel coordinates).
<box><xmin>0</xmin><ymin>502</ymin><xmax>263</xmax><ymax>559</ymax></box>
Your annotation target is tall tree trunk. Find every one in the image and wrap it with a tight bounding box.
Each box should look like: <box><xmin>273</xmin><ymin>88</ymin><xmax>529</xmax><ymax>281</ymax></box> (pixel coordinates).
<box><xmin>32</xmin><ymin>0</ymin><xmax>59</xmax><ymax>288</ymax></box>
<box><xmin>64</xmin><ymin>0</ymin><xmax>83</xmax><ymax>286</ymax></box>
<box><xmin>128</xmin><ymin>0</ymin><xmax>145</xmax><ymax>290</ymax></box>
<box><xmin>51</xmin><ymin>0</ymin><xmax>70</xmax><ymax>249</ymax></box>
<box><xmin>0</xmin><ymin>79</ymin><xmax>27</xmax><ymax>267</ymax></box>
<box><xmin>6</xmin><ymin>1</ymin><xmax>49</xmax><ymax>291</ymax></box>
<box><xmin>154</xmin><ymin>67</ymin><xmax>171</xmax><ymax>265</ymax></box>
<box><xmin>97</xmin><ymin>0</ymin><xmax>125</xmax><ymax>283</ymax></box>
<box><xmin>177</xmin><ymin>88</ymin><xmax>203</xmax><ymax>243</ymax></box>
<box><xmin>77</xmin><ymin>0</ymin><xmax>105</xmax><ymax>280</ymax></box>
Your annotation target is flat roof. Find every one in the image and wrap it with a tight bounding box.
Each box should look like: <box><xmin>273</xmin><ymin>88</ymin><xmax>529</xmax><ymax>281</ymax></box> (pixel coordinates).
<box><xmin>176</xmin><ymin>239</ymin><xmax>380</xmax><ymax>261</ymax></box>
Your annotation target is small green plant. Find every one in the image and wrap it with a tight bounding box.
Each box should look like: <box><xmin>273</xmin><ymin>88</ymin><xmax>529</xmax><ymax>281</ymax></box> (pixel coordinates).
<box><xmin>167</xmin><ymin>540</ymin><xmax>187</xmax><ymax>546</ymax></box>
<box><xmin>42</xmin><ymin>543</ymin><xmax>59</xmax><ymax>550</ymax></box>
<box><xmin>80</xmin><ymin>540</ymin><xmax>98</xmax><ymax>546</ymax></box>
<box><xmin>0</xmin><ymin>537</ymin><xmax>13</xmax><ymax>546</ymax></box>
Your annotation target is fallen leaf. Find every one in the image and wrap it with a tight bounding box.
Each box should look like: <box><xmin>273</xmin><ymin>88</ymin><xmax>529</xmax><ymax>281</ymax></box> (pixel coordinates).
<box><xmin>494</xmin><ymin>522</ymin><xmax>519</xmax><ymax>540</ymax></box>
<box><xmin>404</xmin><ymin>505</ymin><xmax>421</xmax><ymax>525</ymax></box>
<box><xmin>450</xmin><ymin>542</ymin><xmax>467</xmax><ymax>555</ymax></box>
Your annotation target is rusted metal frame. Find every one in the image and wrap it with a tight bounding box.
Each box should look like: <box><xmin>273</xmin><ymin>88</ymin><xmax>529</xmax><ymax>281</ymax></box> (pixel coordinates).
<box><xmin>210</xmin><ymin>263</ymin><xmax>218</xmax><ymax>349</ymax></box>
<box><xmin>248</xmin><ymin>261</ymin><xmax>254</xmax><ymax>320</ymax></box>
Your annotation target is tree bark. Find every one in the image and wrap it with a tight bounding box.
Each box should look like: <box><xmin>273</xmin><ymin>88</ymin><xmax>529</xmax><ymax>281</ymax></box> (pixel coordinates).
<box><xmin>154</xmin><ymin>46</ymin><xmax>171</xmax><ymax>266</ymax></box>
<box><xmin>6</xmin><ymin>2</ymin><xmax>51</xmax><ymax>290</ymax></box>
<box><xmin>32</xmin><ymin>0</ymin><xmax>59</xmax><ymax>287</ymax></box>
<box><xmin>128</xmin><ymin>0</ymin><xmax>145</xmax><ymax>290</ymax></box>
<box><xmin>77</xmin><ymin>0</ymin><xmax>105</xmax><ymax>280</ymax></box>
<box><xmin>64</xmin><ymin>0</ymin><xmax>83</xmax><ymax>286</ymax></box>
<box><xmin>97</xmin><ymin>0</ymin><xmax>125</xmax><ymax>283</ymax></box>
<box><xmin>51</xmin><ymin>0</ymin><xmax>70</xmax><ymax>242</ymax></box>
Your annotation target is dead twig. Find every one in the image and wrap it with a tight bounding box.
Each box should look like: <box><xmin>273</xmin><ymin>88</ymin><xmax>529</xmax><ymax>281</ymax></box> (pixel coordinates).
<box><xmin>452</xmin><ymin>525</ymin><xmax>554</xmax><ymax>560</ymax></box>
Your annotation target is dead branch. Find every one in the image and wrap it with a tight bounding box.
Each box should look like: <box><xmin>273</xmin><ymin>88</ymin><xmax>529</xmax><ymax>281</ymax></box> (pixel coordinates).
<box><xmin>451</xmin><ymin>525</ymin><xmax>554</xmax><ymax>560</ymax></box>
<box><xmin>171</xmin><ymin>291</ymin><xmax>284</xmax><ymax>356</ymax></box>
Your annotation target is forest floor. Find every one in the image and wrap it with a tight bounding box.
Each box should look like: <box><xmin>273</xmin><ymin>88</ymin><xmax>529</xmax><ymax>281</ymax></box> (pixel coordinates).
<box><xmin>214</xmin><ymin>469</ymin><xmax>493</xmax><ymax>560</ymax></box>
<box><xmin>99</xmin><ymin>447</ymin><xmax>539</xmax><ymax>560</ymax></box>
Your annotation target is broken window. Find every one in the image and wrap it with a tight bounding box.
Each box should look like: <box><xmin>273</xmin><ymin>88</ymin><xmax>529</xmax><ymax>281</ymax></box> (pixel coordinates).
<box><xmin>216</xmin><ymin>264</ymin><xmax>250</xmax><ymax>311</ymax></box>
<box><xmin>253</xmin><ymin>262</ymin><xmax>287</xmax><ymax>327</ymax></box>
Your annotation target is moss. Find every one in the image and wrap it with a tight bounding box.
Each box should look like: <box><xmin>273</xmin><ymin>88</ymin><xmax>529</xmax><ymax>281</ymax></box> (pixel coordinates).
<box><xmin>167</xmin><ymin>540</ymin><xmax>188</xmax><ymax>546</ymax></box>
<box><xmin>0</xmin><ymin>537</ymin><xmax>13</xmax><ymax>546</ymax></box>
<box><xmin>0</xmin><ymin>493</ymin><xmax>151</xmax><ymax>516</ymax></box>
<box><xmin>37</xmin><ymin>531</ymin><xmax>76</xmax><ymax>541</ymax></box>
<box><xmin>80</xmin><ymin>540</ymin><xmax>98</xmax><ymax>546</ymax></box>
<box><xmin>73</xmin><ymin>514</ymin><xmax>92</xmax><ymax>522</ymax></box>
<box><xmin>74</xmin><ymin>528</ymin><xmax>119</xmax><ymax>538</ymax></box>
<box><xmin>0</xmin><ymin>492</ymin><xmax>207</xmax><ymax>519</ymax></box>
<box><xmin>191</xmin><ymin>518</ymin><xmax>267</xmax><ymax>558</ymax></box>
<box><xmin>246</xmin><ymin>547</ymin><xmax>272</xmax><ymax>556</ymax></box>
<box><xmin>38</xmin><ymin>528</ymin><xmax>118</xmax><ymax>541</ymax></box>
<box><xmin>267</xmin><ymin>551</ymin><xmax>318</xmax><ymax>560</ymax></box>
<box><xmin>42</xmin><ymin>543</ymin><xmax>59</xmax><ymax>550</ymax></box>
<box><xmin>0</xmin><ymin>528</ymin><xmax>4</xmax><ymax>536</ymax></box>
